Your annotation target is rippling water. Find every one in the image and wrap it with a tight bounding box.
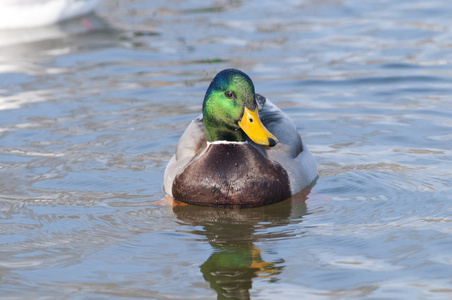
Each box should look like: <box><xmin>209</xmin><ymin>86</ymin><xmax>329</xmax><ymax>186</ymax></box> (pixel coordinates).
<box><xmin>1</xmin><ymin>0</ymin><xmax>452</xmax><ymax>299</ymax></box>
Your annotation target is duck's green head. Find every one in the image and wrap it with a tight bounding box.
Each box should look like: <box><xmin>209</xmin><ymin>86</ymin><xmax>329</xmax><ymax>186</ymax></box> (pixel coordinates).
<box><xmin>202</xmin><ymin>69</ymin><xmax>278</xmax><ymax>147</ymax></box>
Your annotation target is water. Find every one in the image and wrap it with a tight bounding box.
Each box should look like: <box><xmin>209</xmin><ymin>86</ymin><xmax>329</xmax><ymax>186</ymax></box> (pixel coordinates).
<box><xmin>1</xmin><ymin>0</ymin><xmax>452</xmax><ymax>299</ymax></box>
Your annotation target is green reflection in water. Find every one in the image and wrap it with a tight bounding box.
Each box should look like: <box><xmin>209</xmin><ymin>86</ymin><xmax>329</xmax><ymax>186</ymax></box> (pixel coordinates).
<box><xmin>173</xmin><ymin>191</ymin><xmax>309</xmax><ymax>299</ymax></box>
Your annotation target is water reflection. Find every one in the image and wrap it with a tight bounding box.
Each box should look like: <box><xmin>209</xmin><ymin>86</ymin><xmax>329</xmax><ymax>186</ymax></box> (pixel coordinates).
<box><xmin>0</xmin><ymin>13</ymin><xmax>112</xmax><ymax>62</ymax></box>
<box><xmin>172</xmin><ymin>191</ymin><xmax>309</xmax><ymax>299</ymax></box>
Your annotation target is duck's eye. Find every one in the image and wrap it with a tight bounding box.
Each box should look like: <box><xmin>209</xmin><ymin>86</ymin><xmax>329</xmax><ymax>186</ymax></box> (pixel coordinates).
<box><xmin>224</xmin><ymin>90</ymin><xmax>234</xmax><ymax>99</ymax></box>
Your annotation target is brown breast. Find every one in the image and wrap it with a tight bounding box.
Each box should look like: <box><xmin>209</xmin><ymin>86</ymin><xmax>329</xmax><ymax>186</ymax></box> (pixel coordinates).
<box><xmin>172</xmin><ymin>143</ymin><xmax>291</xmax><ymax>208</ymax></box>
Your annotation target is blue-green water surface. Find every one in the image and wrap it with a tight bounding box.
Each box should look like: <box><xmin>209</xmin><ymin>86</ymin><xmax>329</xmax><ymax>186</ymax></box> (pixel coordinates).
<box><xmin>1</xmin><ymin>1</ymin><xmax>452</xmax><ymax>299</ymax></box>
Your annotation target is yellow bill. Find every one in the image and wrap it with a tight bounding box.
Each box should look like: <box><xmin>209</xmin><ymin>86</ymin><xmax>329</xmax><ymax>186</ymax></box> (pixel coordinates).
<box><xmin>238</xmin><ymin>107</ymin><xmax>278</xmax><ymax>147</ymax></box>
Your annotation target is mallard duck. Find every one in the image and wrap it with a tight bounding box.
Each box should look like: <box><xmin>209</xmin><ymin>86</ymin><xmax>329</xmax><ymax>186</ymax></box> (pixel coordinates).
<box><xmin>164</xmin><ymin>69</ymin><xmax>317</xmax><ymax>208</ymax></box>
